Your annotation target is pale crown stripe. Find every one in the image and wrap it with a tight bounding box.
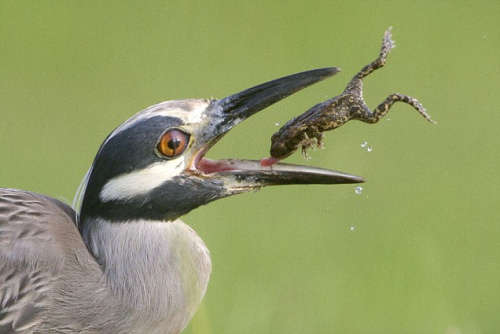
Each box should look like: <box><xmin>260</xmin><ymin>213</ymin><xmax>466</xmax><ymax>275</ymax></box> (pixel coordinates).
<box><xmin>104</xmin><ymin>99</ymin><xmax>210</xmax><ymax>145</ymax></box>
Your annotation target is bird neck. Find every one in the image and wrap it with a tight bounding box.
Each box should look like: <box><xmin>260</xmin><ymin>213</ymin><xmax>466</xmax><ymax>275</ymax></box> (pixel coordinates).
<box><xmin>80</xmin><ymin>217</ymin><xmax>211</xmax><ymax>332</ymax></box>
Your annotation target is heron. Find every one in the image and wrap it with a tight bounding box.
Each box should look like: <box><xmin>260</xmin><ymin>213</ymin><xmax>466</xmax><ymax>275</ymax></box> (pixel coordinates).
<box><xmin>0</xmin><ymin>68</ymin><xmax>363</xmax><ymax>333</ymax></box>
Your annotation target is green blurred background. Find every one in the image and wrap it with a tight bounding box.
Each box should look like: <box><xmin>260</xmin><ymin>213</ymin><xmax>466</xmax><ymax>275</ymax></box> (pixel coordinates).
<box><xmin>1</xmin><ymin>1</ymin><xmax>499</xmax><ymax>333</ymax></box>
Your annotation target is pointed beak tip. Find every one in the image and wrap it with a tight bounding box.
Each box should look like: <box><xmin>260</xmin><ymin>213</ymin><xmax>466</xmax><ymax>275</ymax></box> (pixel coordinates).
<box><xmin>327</xmin><ymin>173</ymin><xmax>365</xmax><ymax>185</ymax></box>
<box><xmin>354</xmin><ymin>177</ymin><xmax>366</xmax><ymax>184</ymax></box>
<box><xmin>351</xmin><ymin>175</ymin><xmax>366</xmax><ymax>184</ymax></box>
<box><xmin>329</xmin><ymin>66</ymin><xmax>341</xmax><ymax>74</ymax></box>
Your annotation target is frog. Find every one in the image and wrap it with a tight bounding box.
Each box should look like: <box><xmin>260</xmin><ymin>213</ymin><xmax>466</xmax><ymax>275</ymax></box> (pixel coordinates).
<box><xmin>266</xmin><ymin>27</ymin><xmax>435</xmax><ymax>164</ymax></box>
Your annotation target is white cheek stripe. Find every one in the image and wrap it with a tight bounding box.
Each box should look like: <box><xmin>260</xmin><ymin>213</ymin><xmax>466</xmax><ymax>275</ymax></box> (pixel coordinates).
<box><xmin>99</xmin><ymin>158</ymin><xmax>186</xmax><ymax>202</ymax></box>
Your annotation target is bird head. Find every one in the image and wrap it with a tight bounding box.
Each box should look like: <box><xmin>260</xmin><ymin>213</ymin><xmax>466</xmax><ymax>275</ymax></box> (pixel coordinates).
<box><xmin>78</xmin><ymin>68</ymin><xmax>364</xmax><ymax>224</ymax></box>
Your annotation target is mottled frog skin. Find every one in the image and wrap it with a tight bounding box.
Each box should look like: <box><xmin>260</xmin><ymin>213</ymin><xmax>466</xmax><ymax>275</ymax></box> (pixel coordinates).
<box><xmin>270</xmin><ymin>28</ymin><xmax>435</xmax><ymax>159</ymax></box>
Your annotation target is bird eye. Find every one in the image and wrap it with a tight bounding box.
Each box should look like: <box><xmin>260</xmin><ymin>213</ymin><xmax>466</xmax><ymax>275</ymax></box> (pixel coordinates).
<box><xmin>157</xmin><ymin>129</ymin><xmax>190</xmax><ymax>158</ymax></box>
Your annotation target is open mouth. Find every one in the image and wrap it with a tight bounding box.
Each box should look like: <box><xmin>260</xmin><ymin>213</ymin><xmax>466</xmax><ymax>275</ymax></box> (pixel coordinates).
<box><xmin>189</xmin><ymin>67</ymin><xmax>365</xmax><ymax>186</ymax></box>
<box><xmin>196</xmin><ymin>157</ymin><xmax>237</xmax><ymax>174</ymax></box>
<box><xmin>191</xmin><ymin>138</ymin><xmax>364</xmax><ymax>186</ymax></box>
<box><xmin>197</xmin><ymin>157</ymin><xmax>364</xmax><ymax>182</ymax></box>
<box><xmin>191</xmin><ymin>139</ymin><xmax>281</xmax><ymax>175</ymax></box>
<box><xmin>189</xmin><ymin>135</ymin><xmax>239</xmax><ymax>174</ymax></box>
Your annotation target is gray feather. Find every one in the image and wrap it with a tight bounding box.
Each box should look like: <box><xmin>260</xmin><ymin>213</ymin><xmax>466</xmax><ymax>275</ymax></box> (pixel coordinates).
<box><xmin>0</xmin><ymin>189</ymin><xmax>211</xmax><ymax>333</ymax></box>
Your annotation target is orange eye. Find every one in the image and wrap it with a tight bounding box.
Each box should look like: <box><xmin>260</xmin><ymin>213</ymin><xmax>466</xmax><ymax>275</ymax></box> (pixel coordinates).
<box><xmin>157</xmin><ymin>129</ymin><xmax>190</xmax><ymax>158</ymax></box>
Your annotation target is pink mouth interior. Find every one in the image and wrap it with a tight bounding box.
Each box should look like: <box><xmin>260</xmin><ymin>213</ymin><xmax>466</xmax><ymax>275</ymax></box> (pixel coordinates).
<box><xmin>194</xmin><ymin>148</ymin><xmax>281</xmax><ymax>174</ymax></box>
<box><xmin>197</xmin><ymin>158</ymin><xmax>236</xmax><ymax>174</ymax></box>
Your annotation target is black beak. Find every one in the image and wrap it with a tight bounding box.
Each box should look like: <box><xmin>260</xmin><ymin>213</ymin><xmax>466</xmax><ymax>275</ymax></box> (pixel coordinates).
<box><xmin>217</xmin><ymin>67</ymin><xmax>339</xmax><ymax>115</ymax></box>
<box><xmin>193</xmin><ymin>67</ymin><xmax>364</xmax><ymax>188</ymax></box>
<box><xmin>207</xmin><ymin>67</ymin><xmax>340</xmax><ymax>135</ymax></box>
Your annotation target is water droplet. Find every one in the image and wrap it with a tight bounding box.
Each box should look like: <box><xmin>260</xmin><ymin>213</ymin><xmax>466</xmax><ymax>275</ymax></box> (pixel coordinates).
<box><xmin>360</xmin><ymin>141</ymin><xmax>373</xmax><ymax>152</ymax></box>
<box><xmin>274</xmin><ymin>122</ymin><xmax>280</xmax><ymax>127</ymax></box>
<box><xmin>349</xmin><ymin>226</ymin><xmax>356</xmax><ymax>231</ymax></box>
<box><xmin>386</xmin><ymin>118</ymin><xmax>391</xmax><ymax>121</ymax></box>
<box><xmin>354</xmin><ymin>186</ymin><xmax>363</xmax><ymax>195</ymax></box>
